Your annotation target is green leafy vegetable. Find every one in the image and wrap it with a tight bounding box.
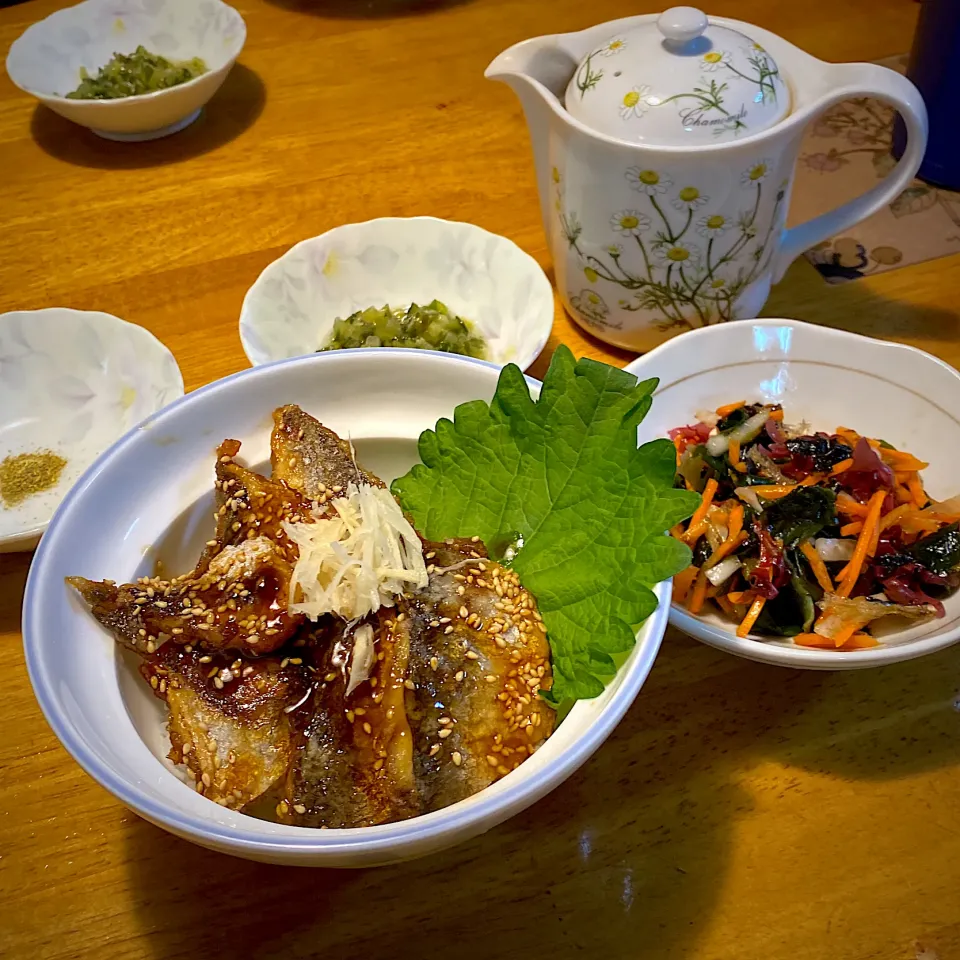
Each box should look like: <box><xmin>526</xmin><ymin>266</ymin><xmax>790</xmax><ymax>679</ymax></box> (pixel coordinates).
<box><xmin>764</xmin><ymin>485</ymin><xmax>836</xmax><ymax>546</ymax></box>
<box><xmin>909</xmin><ymin>521</ymin><xmax>960</xmax><ymax>576</ymax></box>
<box><xmin>391</xmin><ymin>345</ymin><xmax>699</xmax><ymax>703</ymax></box>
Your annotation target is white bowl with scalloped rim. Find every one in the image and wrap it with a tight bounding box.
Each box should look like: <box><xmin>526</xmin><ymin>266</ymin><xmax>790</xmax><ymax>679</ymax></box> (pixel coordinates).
<box><xmin>23</xmin><ymin>349</ymin><xmax>668</xmax><ymax>866</ymax></box>
<box><xmin>0</xmin><ymin>309</ymin><xmax>183</xmax><ymax>552</ymax></box>
<box><xmin>5</xmin><ymin>0</ymin><xmax>246</xmax><ymax>142</ymax></box>
<box><xmin>239</xmin><ymin>218</ymin><xmax>555</xmax><ymax>371</ymax></box>
<box><xmin>624</xmin><ymin>318</ymin><xmax>960</xmax><ymax>670</ymax></box>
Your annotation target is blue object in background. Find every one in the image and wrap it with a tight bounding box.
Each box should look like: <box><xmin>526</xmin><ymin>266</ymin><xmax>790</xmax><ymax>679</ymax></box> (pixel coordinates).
<box><xmin>893</xmin><ymin>0</ymin><xmax>960</xmax><ymax>191</ymax></box>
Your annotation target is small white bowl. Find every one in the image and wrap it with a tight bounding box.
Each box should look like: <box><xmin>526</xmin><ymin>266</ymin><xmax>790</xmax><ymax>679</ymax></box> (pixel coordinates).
<box><xmin>239</xmin><ymin>218</ymin><xmax>555</xmax><ymax>371</ymax></box>
<box><xmin>624</xmin><ymin>318</ymin><xmax>960</xmax><ymax>671</ymax></box>
<box><xmin>23</xmin><ymin>349</ymin><xmax>668</xmax><ymax>866</ymax></box>
<box><xmin>0</xmin><ymin>309</ymin><xmax>183</xmax><ymax>553</ymax></box>
<box><xmin>5</xmin><ymin>0</ymin><xmax>246</xmax><ymax>142</ymax></box>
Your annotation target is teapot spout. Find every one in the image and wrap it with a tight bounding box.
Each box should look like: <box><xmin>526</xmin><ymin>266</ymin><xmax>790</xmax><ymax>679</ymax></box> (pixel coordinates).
<box><xmin>485</xmin><ymin>34</ymin><xmax>578</xmax><ymax>101</ymax></box>
<box><xmin>485</xmin><ymin>36</ymin><xmax>575</xmax><ymax>245</ymax></box>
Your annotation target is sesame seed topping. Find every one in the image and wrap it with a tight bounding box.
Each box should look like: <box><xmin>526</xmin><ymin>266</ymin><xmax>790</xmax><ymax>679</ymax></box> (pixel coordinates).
<box><xmin>452</xmin><ymin>751</ymin><xmax>463</xmax><ymax>766</ymax></box>
<box><xmin>459</xmin><ymin>605</ymin><xmax>468</xmax><ymax>618</ymax></box>
<box><xmin>293</xmin><ymin>803</ymin><xmax>307</xmax><ymax>814</ymax></box>
<box><xmin>428</xmin><ymin>744</ymin><xmax>441</xmax><ymax>757</ymax></box>
<box><xmin>465</xmin><ymin>650</ymin><xmax>480</xmax><ymax>660</ymax></box>
<box><xmin>362</xmin><ymin>722</ymin><xmax>372</xmax><ymax>735</ymax></box>
<box><xmin>443</xmin><ymin>625</ymin><xmax>454</xmax><ymax>635</ymax></box>
<box><xmin>438</xmin><ymin>728</ymin><xmax>452</xmax><ymax>738</ymax></box>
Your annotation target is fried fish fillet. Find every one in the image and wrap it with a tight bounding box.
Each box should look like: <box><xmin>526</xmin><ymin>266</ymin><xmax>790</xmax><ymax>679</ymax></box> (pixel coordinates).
<box><xmin>271</xmin><ymin>404</ymin><xmax>382</xmax><ymax>498</ymax></box>
<box><xmin>141</xmin><ymin>644</ymin><xmax>311</xmax><ymax>809</ymax></box>
<box><xmin>278</xmin><ymin>615</ymin><xmax>420</xmax><ymax>828</ymax></box>
<box><xmin>402</xmin><ymin>538</ymin><xmax>555</xmax><ymax>812</ymax></box>
<box><xmin>67</xmin><ymin>440</ymin><xmax>311</xmax><ymax>657</ymax></box>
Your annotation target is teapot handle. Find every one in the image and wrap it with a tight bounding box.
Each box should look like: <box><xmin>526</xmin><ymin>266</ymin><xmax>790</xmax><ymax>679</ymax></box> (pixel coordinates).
<box><xmin>772</xmin><ymin>63</ymin><xmax>928</xmax><ymax>283</ymax></box>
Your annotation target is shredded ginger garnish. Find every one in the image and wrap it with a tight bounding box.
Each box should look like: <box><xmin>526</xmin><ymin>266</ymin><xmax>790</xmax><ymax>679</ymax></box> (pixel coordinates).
<box><xmin>283</xmin><ymin>483</ymin><xmax>427</xmax><ymax>622</ymax></box>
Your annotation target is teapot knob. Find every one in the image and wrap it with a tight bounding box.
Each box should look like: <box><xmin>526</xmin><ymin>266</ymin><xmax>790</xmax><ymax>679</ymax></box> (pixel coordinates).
<box><xmin>657</xmin><ymin>6</ymin><xmax>708</xmax><ymax>45</ymax></box>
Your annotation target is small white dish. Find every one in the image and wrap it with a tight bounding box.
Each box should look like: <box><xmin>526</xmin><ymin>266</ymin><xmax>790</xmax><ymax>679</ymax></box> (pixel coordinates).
<box><xmin>5</xmin><ymin>0</ymin><xmax>246</xmax><ymax>142</ymax></box>
<box><xmin>239</xmin><ymin>217</ymin><xmax>555</xmax><ymax>371</ymax></box>
<box><xmin>24</xmin><ymin>349</ymin><xmax>668</xmax><ymax>866</ymax></box>
<box><xmin>0</xmin><ymin>309</ymin><xmax>183</xmax><ymax>552</ymax></box>
<box><xmin>624</xmin><ymin>318</ymin><xmax>960</xmax><ymax>670</ymax></box>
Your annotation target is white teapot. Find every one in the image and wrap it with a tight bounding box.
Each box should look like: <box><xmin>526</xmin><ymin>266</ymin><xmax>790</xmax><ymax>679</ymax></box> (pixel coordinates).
<box><xmin>486</xmin><ymin>7</ymin><xmax>927</xmax><ymax>351</ymax></box>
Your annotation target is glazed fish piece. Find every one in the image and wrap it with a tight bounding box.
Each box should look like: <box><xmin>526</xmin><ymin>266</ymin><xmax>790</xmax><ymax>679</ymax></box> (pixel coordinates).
<box><xmin>279</xmin><ymin>614</ymin><xmax>421</xmax><ymax>828</ymax></box>
<box><xmin>141</xmin><ymin>643</ymin><xmax>312</xmax><ymax>810</ymax></box>
<box><xmin>67</xmin><ymin>536</ymin><xmax>302</xmax><ymax>658</ymax></box>
<box><xmin>270</xmin><ymin>403</ymin><xmax>383</xmax><ymax>498</ymax></box>
<box><xmin>403</xmin><ymin>538</ymin><xmax>556</xmax><ymax>812</ymax></box>
<box><xmin>68</xmin><ymin>440</ymin><xmax>313</xmax><ymax>657</ymax></box>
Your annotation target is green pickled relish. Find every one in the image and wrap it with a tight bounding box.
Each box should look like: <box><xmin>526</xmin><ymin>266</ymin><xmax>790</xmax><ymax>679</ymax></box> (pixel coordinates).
<box><xmin>65</xmin><ymin>46</ymin><xmax>207</xmax><ymax>100</ymax></box>
<box><xmin>318</xmin><ymin>301</ymin><xmax>489</xmax><ymax>360</ymax></box>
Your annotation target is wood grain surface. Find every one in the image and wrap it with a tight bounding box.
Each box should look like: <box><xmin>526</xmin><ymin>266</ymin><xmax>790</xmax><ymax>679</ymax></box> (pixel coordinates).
<box><xmin>3</xmin><ymin>1</ymin><xmax>960</xmax><ymax>958</ymax></box>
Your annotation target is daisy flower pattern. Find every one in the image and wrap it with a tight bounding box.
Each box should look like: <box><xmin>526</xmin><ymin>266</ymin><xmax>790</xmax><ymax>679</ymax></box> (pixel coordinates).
<box><xmin>700</xmin><ymin>50</ymin><xmax>732</xmax><ymax>72</ymax></box>
<box><xmin>654</xmin><ymin>242</ymin><xmax>701</xmax><ymax>268</ymax></box>
<box><xmin>672</xmin><ymin>186</ymin><xmax>709</xmax><ymax>211</ymax></box>
<box><xmin>599</xmin><ymin>38</ymin><xmax>627</xmax><ymax>57</ymax></box>
<box><xmin>605</xmin><ymin>243</ymin><xmax>624</xmax><ymax>257</ymax></box>
<box><xmin>619</xmin><ymin>85</ymin><xmax>651</xmax><ymax>120</ymax></box>
<box><xmin>609</xmin><ymin>210</ymin><xmax>651</xmax><ymax>236</ymax></box>
<box><xmin>696</xmin><ymin>213</ymin><xmax>729</xmax><ymax>239</ymax></box>
<box><xmin>625</xmin><ymin>167</ymin><xmax>672</xmax><ymax>195</ymax></box>
<box><xmin>741</xmin><ymin>158</ymin><xmax>772</xmax><ymax>187</ymax></box>
<box><xmin>569</xmin><ymin>289</ymin><xmax>612</xmax><ymax>328</ymax></box>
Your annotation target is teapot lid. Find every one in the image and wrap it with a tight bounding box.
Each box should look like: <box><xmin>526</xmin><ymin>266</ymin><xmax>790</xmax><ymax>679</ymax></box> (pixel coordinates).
<box><xmin>564</xmin><ymin>7</ymin><xmax>789</xmax><ymax>146</ymax></box>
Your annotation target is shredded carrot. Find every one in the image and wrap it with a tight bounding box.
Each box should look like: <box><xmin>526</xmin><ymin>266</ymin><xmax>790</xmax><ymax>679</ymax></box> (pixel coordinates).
<box><xmin>672</xmin><ymin>566</ymin><xmax>698</xmax><ymax>604</ymax></box>
<box><xmin>879</xmin><ymin>503</ymin><xmax>914</xmax><ymax>531</ymax></box>
<box><xmin>715</xmin><ymin>400</ymin><xmax>746</xmax><ymax>418</ymax></box>
<box><xmin>907</xmin><ymin>473</ymin><xmax>928</xmax><ymax>508</ymax></box>
<box><xmin>737</xmin><ymin>596</ymin><xmax>766</xmax><ymax>638</ymax></box>
<box><xmin>687</xmin><ymin>570</ymin><xmax>709</xmax><ymax>614</ymax></box>
<box><xmin>794</xmin><ymin>631</ymin><xmax>879</xmax><ymax>650</ymax></box>
<box><xmin>800</xmin><ymin>473</ymin><xmax>823</xmax><ymax>486</ymax></box>
<box><xmin>837</xmin><ymin>494</ymin><xmax>870</xmax><ymax>517</ymax></box>
<box><xmin>743</xmin><ymin>483</ymin><xmax>798</xmax><ymax>500</ymax></box>
<box><xmin>800</xmin><ymin>541</ymin><xmax>833</xmax><ymax>593</ymax></box>
<box><xmin>831</xmin><ymin>617</ymin><xmax>874</xmax><ymax>648</ymax></box>
<box><xmin>726</xmin><ymin>590</ymin><xmax>754</xmax><ymax>604</ymax></box>
<box><xmin>882</xmin><ymin>449</ymin><xmax>929</xmax><ymax>470</ymax></box>
<box><xmin>840</xmin><ymin>521</ymin><xmax>863</xmax><ymax>536</ymax></box>
<box><xmin>768</xmin><ymin>408</ymin><xmax>784</xmax><ymax>421</ymax></box>
<box><xmin>705</xmin><ymin>530</ymin><xmax>748</xmax><ymax>568</ymax></box>
<box><xmin>840</xmin><ymin>632</ymin><xmax>880</xmax><ymax>650</ymax></box>
<box><xmin>837</xmin><ymin>489</ymin><xmax>886</xmax><ymax>597</ymax></box>
<box><xmin>715</xmin><ymin>594</ymin><xmax>735</xmax><ymax>615</ymax></box>
<box><xmin>669</xmin><ymin>523</ymin><xmax>686</xmax><ymax>541</ymax></box>
<box><xmin>683</xmin><ymin>518</ymin><xmax>709</xmax><ymax>544</ymax></box>
<box><xmin>836</xmin><ymin>427</ymin><xmax>861</xmax><ymax>443</ymax></box>
<box><xmin>728</xmin><ymin>438</ymin><xmax>748</xmax><ymax>473</ymax></box>
<box><xmin>687</xmin><ymin>478</ymin><xmax>718</xmax><ymax>532</ymax></box>
<box><xmin>830</xmin><ymin>458</ymin><xmax>853</xmax><ymax>475</ymax></box>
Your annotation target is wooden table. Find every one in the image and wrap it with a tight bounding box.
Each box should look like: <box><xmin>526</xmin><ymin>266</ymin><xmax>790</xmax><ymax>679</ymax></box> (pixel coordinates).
<box><xmin>3</xmin><ymin>1</ymin><xmax>960</xmax><ymax>957</ymax></box>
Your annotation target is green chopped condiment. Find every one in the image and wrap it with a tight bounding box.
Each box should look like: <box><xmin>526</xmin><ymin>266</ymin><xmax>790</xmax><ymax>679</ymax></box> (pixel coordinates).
<box><xmin>65</xmin><ymin>45</ymin><xmax>207</xmax><ymax>100</ymax></box>
<box><xmin>318</xmin><ymin>301</ymin><xmax>489</xmax><ymax>360</ymax></box>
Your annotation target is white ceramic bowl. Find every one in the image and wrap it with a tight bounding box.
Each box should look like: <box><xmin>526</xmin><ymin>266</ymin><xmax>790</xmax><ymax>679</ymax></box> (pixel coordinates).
<box><xmin>239</xmin><ymin>218</ymin><xmax>555</xmax><ymax>371</ymax></box>
<box><xmin>624</xmin><ymin>318</ymin><xmax>960</xmax><ymax>670</ymax></box>
<box><xmin>0</xmin><ymin>309</ymin><xmax>183</xmax><ymax>553</ymax></box>
<box><xmin>23</xmin><ymin>349</ymin><xmax>669</xmax><ymax>866</ymax></box>
<box><xmin>6</xmin><ymin>0</ymin><xmax>246</xmax><ymax>142</ymax></box>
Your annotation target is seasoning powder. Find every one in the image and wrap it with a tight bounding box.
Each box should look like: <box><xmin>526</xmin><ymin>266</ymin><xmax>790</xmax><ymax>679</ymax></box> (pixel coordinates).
<box><xmin>0</xmin><ymin>450</ymin><xmax>68</xmax><ymax>508</ymax></box>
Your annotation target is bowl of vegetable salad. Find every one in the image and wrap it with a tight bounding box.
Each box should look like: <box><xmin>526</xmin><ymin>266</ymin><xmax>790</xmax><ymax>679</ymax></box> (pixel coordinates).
<box><xmin>6</xmin><ymin>0</ymin><xmax>245</xmax><ymax>141</ymax></box>
<box><xmin>238</xmin><ymin>218</ymin><xmax>555</xmax><ymax>373</ymax></box>
<box><xmin>624</xmin><ymin>318</ymin><xmax>960</xmax><ymax>669</ymax></box>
